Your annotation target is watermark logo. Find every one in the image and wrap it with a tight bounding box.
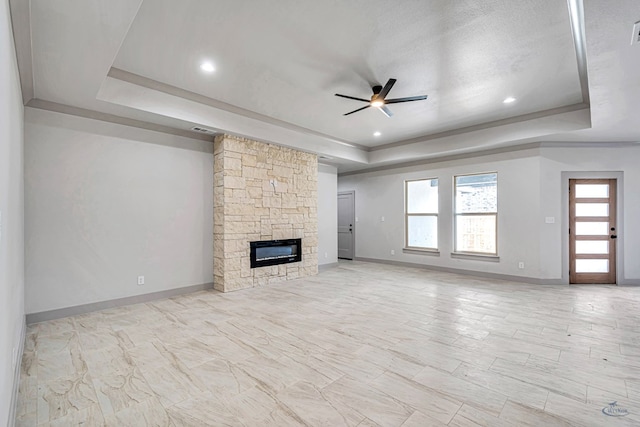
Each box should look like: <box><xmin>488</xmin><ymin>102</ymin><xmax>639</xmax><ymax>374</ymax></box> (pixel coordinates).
<box><xmin>602</xmin><ymin>401</ymin><xmax>629</xmax><ymax>417</ymax></box>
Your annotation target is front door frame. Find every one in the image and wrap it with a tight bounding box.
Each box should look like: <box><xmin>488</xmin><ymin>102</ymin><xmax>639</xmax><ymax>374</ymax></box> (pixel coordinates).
<box><xmin>561</xmin><ymin>172</ymin><xmax>624</xmax><ymax>285</ymax></box>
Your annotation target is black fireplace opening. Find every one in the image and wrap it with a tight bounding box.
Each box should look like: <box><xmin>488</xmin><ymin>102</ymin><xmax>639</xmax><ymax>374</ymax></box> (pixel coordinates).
<box><xmin>250</xmin><ymin>238</ymin><xmax>302</xmax><ymax>268</ymax></box>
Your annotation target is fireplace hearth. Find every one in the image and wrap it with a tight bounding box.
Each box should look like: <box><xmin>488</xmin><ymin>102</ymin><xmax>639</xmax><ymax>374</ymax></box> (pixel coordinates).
<box><xmin>250</xmin><ymin>239</ymin><xmax>302</xmax><ymax>268</ymax></box>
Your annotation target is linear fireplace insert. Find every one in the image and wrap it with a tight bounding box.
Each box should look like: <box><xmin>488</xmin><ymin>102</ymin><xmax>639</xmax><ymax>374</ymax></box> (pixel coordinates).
<box><xmin>250</xmin><ymin>238</ymin><xmax>302</xmax><ymax>268</ymax></box>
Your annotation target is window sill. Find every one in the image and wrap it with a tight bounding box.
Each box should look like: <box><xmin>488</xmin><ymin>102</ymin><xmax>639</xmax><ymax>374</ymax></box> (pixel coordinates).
<box><xmin>403</xmin><ymin>248</ymin><xmax>440</xmax><ymax>256</ymax></box>
<box><xmin>451</xmin><ymin>252</ymin><xmax>500</xmax><ymax>262</ymax></box>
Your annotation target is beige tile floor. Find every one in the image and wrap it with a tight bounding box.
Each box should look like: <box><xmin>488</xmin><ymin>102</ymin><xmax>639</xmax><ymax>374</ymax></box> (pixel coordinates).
<box><xmin>15</xmin><ymin>261</ymin><xmax>640</xmax><ymax>426</ymax></box>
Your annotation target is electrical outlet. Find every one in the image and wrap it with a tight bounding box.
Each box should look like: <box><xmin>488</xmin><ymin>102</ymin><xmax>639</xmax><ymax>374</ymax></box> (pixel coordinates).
<box><xmin>137</xmin><ymin>276</ymin><xmax>145</xmax><ymax>285</ymax></box>
<box><xmin>381</xmin><ymin>216</ymin><xmax>385</xmax><ymax>222</ymax></box>
<box><xmin>391</xmin><ymin>249</ymin><xmax>395</xmax><ymax>255</ymax></box>
<box><xmin>324</xmin><ymin>252</ymin><xmax>328</xmax><ymax>258</ymax></box>
<box><xmin>355</xmin><ymin>217</ymin><xmax>359</xmax><ymax>222</ymax></box>
<box><xmin>518</xmin><ymin>262</ymin><xmax>525</xmax><ymax>269</ymax></box>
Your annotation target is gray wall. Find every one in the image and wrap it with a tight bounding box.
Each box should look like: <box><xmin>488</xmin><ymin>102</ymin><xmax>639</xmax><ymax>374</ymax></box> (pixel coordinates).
<box><xmin>0</xmin><ymin>0</ymin><xmax>25</xmax><ymax>424</ymax></box>
<box><xmin>24</xmin><ymin>108</ymin><xmax>214</xmax><ymax>314</ymax></box>
<box><xmin>338</xmin><ymin>146</ymin><xmax>640</xmax><ymax>284</ymax></box>
<box><xmin>318</xmin><ymin>164</ymin><xmax>338</xmax><ymax>265</ymax></box>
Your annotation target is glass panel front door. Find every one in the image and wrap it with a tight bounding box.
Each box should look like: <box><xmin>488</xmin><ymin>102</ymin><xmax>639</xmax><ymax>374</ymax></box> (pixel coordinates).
<box><xmin>569</xmin><ymin>179</ymin><xmax>617</xmax><ymax>284</ymax></box>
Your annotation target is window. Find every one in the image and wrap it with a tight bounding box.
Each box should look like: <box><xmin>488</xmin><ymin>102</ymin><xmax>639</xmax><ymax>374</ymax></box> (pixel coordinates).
<box><xmin>405</xmin><ymin>178</ymin><xmax>438</xmax><ymax>250</ymax></box>
<box><xmin>454</xmin><ymin>172</ymin><xmax>497</xmax><ymax>255</ymax></box>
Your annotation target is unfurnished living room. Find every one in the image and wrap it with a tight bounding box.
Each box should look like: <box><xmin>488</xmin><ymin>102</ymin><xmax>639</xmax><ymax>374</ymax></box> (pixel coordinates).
<box><xmin>3</xmin><ymin>0</ymin><xmax>640</xmax><ymax>426</ymax></box>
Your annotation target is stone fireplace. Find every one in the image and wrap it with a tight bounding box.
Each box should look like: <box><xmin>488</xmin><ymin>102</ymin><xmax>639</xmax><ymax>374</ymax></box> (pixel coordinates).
<box><xmin>213</xmin><ymin>134</ymin><xmax>318</xmax><ymax>292</ymax></box>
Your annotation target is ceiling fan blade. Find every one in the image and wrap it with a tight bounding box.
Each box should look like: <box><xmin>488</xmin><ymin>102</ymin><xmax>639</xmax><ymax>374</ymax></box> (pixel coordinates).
<box><xmin>385</xmin><ymin>95</ymin><xmax>428</xmax><ymax>104</ymax></box>
<box><xmin>344</xmin><ymin>105</ymin><xmax>371</xmax><ymax>116</ymax></box>
<box><xmin>335</xmin><ymin>93</ymin><xmax>370</xmax><ymax>103</ymax></box>
<box><xmin>379</xmin><ymin>106</ymin><xmax>393</xmax><ymax>118</ymax></box>
<box><xmin>377</xmin><ymin>78</ymin><xmax>397</xmax><ymax>100</ymax></box>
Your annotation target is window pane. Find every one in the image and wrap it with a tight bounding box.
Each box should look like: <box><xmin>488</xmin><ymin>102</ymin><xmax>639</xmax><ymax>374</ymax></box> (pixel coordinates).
<box><xmin>407</xmin><ymin>216</ymin><xmax>437</xmax><ymax>248</ymax></box>
<box><xmin>575</xmin><ymin>241</ymin><xmax>608</xmax><ymax>254</ymax></box>
<box><xmin>575</xmin><ymin>222</ymin><xmax>608</xmax><ymax>235</ymax></box>
<box><xmin>456</xmin><ymin>215</ymin><xmax>496</xmax><ymax>253</ymax></box>
<box><xmin>455</xmin><ymin>173</ymin><xmax>497</xmax><ymax>213</ymax></box>
<box><xmin>575</xmin><ymin>203</ymin><xmax>608</xmax><ymax>217</ymax></box>
<box><xmin>407</xmin><ymin>179</ymin><xmax>438</xmax><ymax>214</ymax></box>
<box><xmin>575</xmin><ymin>184</ymin><xmax>608</xmax><ymax>198</ymax></box>
<box><xmin>575</xmin><ymin>259</ymin><xmax>609</xmax><ymax>273</ymax></box>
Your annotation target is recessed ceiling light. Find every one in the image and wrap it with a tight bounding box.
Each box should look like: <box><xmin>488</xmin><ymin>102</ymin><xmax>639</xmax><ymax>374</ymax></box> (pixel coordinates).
<box><xmin>503</xmin><ymin>97</ymin><xmax>516</xmax><ymax>104</ymax></box>
<box><xmin>200</xmin><ymin>62</ymin><xmax>215</xmax><ymax>73</ymax></box>
<box><xmin>373</xmin><ymin>131</ymin><xmax>381</xmax><ymax>137</ymax></box>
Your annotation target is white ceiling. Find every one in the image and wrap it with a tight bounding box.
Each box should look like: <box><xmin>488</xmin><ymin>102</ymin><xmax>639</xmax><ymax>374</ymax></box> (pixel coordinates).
<box><xmin>10</xmin><ymin>0</ymin><xmax>640</xmax><ymax>172</ymax></box>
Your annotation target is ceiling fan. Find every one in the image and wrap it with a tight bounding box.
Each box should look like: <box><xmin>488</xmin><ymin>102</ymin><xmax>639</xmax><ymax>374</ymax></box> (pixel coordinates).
<box><xmin>335</xmin><ymin>78</ymin><xmax>428</xmax><ymax>117</ymax></box>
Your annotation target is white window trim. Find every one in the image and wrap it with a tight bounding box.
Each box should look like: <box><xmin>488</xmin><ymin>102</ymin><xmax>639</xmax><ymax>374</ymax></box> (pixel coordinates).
<box><xmin>453</xmin><ymin>172</ymin><xmax>498</xmax><ymax>256</ymax></box>
<box><xmin>405</xmin><ymin>178</ymin><xmax>439</xmax><ymax>251</ymax></box>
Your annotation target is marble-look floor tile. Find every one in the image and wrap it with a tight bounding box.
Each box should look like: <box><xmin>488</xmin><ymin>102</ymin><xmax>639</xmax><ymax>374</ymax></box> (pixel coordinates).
<box><xmin>413</xmin><ymin>364</ymin><xmax>510</xmax><ymax>417</ymax></box>
<box><xmin>136</xmin><ymin>362</ymin><xmax>207</xmax><ymax>407</ymax></box>
<box><xmin>482</xmin><ymin>333</ymin><xmax>561</xmax><ymax>361</ymax></box>
<box><xmin>353</xmin><ymin>344</ymin><xmax>425</xmax><ymax>379</ymax></box>
<box><xmin>104</xmin><ymin>396</ymin><xmax>172</xmax><ymax>427</ymax></box>
<box><xmin>322</xmin><ymin>375</ymin><xmax>413</xmax><ymax>426</ymax></box>
<box><xmin>257</xmin><ymin>406</ymin><xmax>308</xmax><ymax>426</ymax></box>
<box><xmin>389</xmin><ymin>339</ymin><xmax>462</xmax><ymax>373</ymax></box>
<box><xmin>18</xmin><ymin>261</ymin><xmax>640</xmax><ymax>426</ymax></box>
<box><xmin>16</xmin><ymin>377</ymin><xmax>37</xmax><ymax>420</ymax></box>
<box><xmin>449</xmin><ymin>404</ymin><xmax>513</xmax><ymax>427</ymax></box>
<box><xmin>451</xmin><ymin>335</ymin><xmax>531</xmax><ymax>365</ymax></box>
<box><xmin>368</xmin><ymin>371</ymin><xmax>462</xmax><ymax>424</ymax></box>
<box><xmin>452</xmin><ymin>363</ymin><xmax>549</xmax><ymax>410</ymax></box>
<box><xmin>277</xmin><ymin>380</ymin><xmax>350</xmax><ymax>426</ymax></box>
<box><xmin>83</xmin><ymin>343</ymin><xmax>136</xmax><ymax>378</ymax></box>
<box><xmin>490</xmin><ymin>357</ymin><xmax>587</xmax><ymax>402</ymax></box>
<box><xmin>527</xmin><ymin>353</ymin><xmax>627</xmax><ymax>396</ymax></box>
<box><xmin>400</xmin><ymin>410</ymin><xmax>448</xmax><ymax>426</ymax></box>
<box><xmin>92</xmin><ymin>365</ymin><xmax>155</xmax><ymax>416</ymax></box>
<box><xmin>498</xmin><ymin>400</ymin><xmax>573</xmax><ymax>426</ymax></box>
<box><xmin>313</xmin><ymin>348</ymin><xmax>386</xmax><ymax>382</ymax></box>
<box><xmin>190</xmin><ymin>358</ymin><xmax>256</xmax><ymax>397</ymax></box>
<box><xmin>357</xmin><ymin>417</ymin><xmax>383</xmax><ymax>427</ymax></box>
<box><xmin>626</xmin><ymin>379</ymin><xmax>640</xmax><ymax>401</ymax></box>
<box><xmin>166</xmin><ymin>392</ymin><xmax>242</xmax><ymax>427</ymax></box>
<box><xmin>223</xmin><ymin>385</ymin><xmax>290</xmax><ymax>425</ymax></box>
<box><xmin>544</xmin><ymin>391</ymin><xmax>640</xmax><ymax>426</ymax></box>
<box><xmin>48</xmin><ymin>403</ymin><xmax>105</xmax><ymax>427</ymax></box>
<box><xmin>15</xmin><ymin>412</ymin><xmax>36</xmax><ymax>427</ymax></box>
<box><xmin>37</xmin><ymin>371</ymin><xmax>99</xmax><ymax>425</ymax></box>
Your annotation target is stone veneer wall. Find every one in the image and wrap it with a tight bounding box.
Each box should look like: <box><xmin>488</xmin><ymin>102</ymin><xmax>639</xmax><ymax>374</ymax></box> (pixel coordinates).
<box><xmin>213</xmin><ymin>134</ymin><xmax>318</xmax><ymax>292</ymax></box>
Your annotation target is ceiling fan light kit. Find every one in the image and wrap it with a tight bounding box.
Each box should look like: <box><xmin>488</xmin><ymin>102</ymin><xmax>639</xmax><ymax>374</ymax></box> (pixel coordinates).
<box><xmin>335</xmin><ymin>78</ymin><xmax>428</xmax><ymax>117</ymax></box>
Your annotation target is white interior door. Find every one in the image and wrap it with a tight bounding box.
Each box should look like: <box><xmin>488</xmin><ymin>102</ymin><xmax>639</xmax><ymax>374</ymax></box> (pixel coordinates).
<box><xmin>338</xmin><ymin>191</ymin><xmax>355</xmax><ymax>260</ymax></box>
